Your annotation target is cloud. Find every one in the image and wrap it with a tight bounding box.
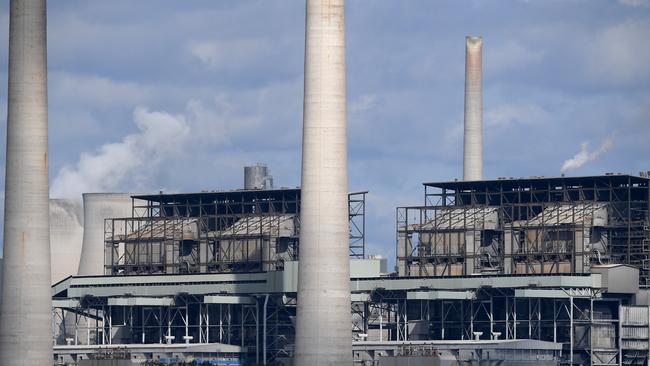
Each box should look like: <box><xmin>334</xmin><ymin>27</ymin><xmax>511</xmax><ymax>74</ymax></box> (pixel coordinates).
<box><xmin>187</xmin><ymin>39</ymin><xmax>270</xmax><ymax>70</ymax></box>
<box><xmin>2</xmin><ymin>0</ymin><xmax>650</xmax><ymax>261</ymax></box>
<box><xmin>48</xmin><ymin>93</ymin><xmax>270</xmax><ymax>200</ymax></box>
<box><xmin>560</xmin><ymin>137</ymin><xmax>614</xmax><ymax>174</ymax></box>
<box><xmin>485</xmin><ymin>103</ymin><xmax>549</xmax><ymax>127</ymax></box>
<box><xmin>50</xmin><ymin>72</ymin><xmax>151</xmax><ymax>108</ymax></box>
<box><xmin>50</xmin><ymin>107</ymin><xmax>191</xmax><ymax>198</ymax></box>
<box><xmin>487</xmin><ymin>40</ymin><xmax>546</xmax><ymax>74</ymax></box>
<box><xmin>586</xmin><ymin>20</ymin><xmax>650</xmax><ymax>85</ymax></box>
<box><xmin>618</xmin><ymin>0</ymin><xmax>650</xmax><ymax>7</ymax></box>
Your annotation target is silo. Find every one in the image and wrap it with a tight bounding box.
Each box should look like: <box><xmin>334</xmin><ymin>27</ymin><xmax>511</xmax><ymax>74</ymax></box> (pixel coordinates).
<box><xmin>244</xmin><ymin>164</ymin><xmax>273</xmax><ymax>190</ymax></box>
<box><xmin>463</xmin><ymin>36</ymin><xmax>483</xmax><ymax>181</ymax></box>
<box><xmin>294</xmin><ymin>0</ymin><xmax>352</xmax><ymax>364</ymax></box>
<box><xmin>77</xmin><ymin>193</ymin><xmax>134</xmax><ymax>276</ymax></box>
<box><xmin>50</xmin><ymin>199</ymin><xmax>84</xmax><ymax>284</ymax></box>
<box><xmin>0</xmin><ymin>0</ymin><xmax>52</xmax><ymax>364</ymax></box>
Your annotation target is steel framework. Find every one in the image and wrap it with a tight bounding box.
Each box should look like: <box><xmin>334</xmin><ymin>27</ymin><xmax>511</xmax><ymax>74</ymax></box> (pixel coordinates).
<box><xmin>104</xmin><ymin>189</ymin><xmax>366</xmax><ymax>275</ymax></box>
<box><xmin>53</xmin><ymin>286</ymin><xmax>633</xmax><ymax>365</ymax></box>
<box><xmin>397</xmin><ymin>175</ymin><xmax>650</xmax><ymax>284</ymax></box>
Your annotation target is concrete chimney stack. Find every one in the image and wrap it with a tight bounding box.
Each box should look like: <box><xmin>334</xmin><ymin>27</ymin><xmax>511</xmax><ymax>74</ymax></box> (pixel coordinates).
<box><xmin>0</xmin><ymin>0</ymin><xmax>52</xmax><ymax>364</ymax></box>
<box><xmin>294</xmin><ymin>0</ymin><xmax>352</xmax><ymax>364</ymax></box>
<box><xmin>463</xmin><ymin>36</ymin><xmax>483</xmax><ymax>181</ymax></box>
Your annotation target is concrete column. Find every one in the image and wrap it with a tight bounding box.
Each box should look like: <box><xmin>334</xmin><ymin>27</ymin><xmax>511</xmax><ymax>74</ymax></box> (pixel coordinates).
<box><xmin>78</xmin><ymin>193</ymin><xmax>134</xmax><ymax>276</ymax></box>
<box><xmin>294</xmin><ymin>0</ymin><xmax>352</xmax><ymax>364</ymax></box>
<box><xmin>463</xmin><ymin>36</ymin><xmax>483</xmax><ymax>181</ymax></box>
<box><xmin>0</xmin><ymin>0</ymin><xmax>52</xmax><ymax>364</ymax></box>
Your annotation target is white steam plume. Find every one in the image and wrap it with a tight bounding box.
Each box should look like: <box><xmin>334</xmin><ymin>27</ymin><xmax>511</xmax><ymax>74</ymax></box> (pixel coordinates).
<box><xmin>560</xmin><ymin>138</ymin><xmax>613</xmax><ymax>174</ymax></box>
<box><xmin>50</xmin><ymin>98</ymin><xmax>257</xmax><ymax>200</ymax></box>
<box><xmin>50</xmin><ymin>106</ymin><xmax>193</xmax><ymax>199</ymax></box>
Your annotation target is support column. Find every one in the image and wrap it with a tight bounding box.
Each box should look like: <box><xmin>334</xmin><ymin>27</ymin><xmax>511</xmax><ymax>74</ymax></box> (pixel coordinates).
<box><xmin>0</xmin><ymin>1</ymin><xmax>52</xmax><ymax>364</ymax></box>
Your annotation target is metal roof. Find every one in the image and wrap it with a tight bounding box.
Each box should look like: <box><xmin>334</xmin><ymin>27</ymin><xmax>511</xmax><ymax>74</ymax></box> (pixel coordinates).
<box><xmin>132</xmin><ymin>187</ymin><xmax>300</xmax><ymax>204</ymax></box>
<box><xmin>424</xmin><ymin>174</ymin><xmax>648</xmax><ymax>191</ymax></box>
<box><xmin>131</xmin><ymin>188</ymin><xmax>368</xmax><ymax>205</ymax></box>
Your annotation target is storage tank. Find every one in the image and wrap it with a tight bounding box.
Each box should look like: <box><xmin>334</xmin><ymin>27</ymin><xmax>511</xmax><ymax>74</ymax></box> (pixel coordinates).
<box><xmin>244</xmin><ymin>164</ymin><xmax>273</xmax><ymax>190</ymax></box>
<box><xmin>77</xmin><ymin>193</ymin><xmax>134</xmax><ymax>276</ymax></box>
<box><xmin>50</xmin><ymin>199</ymin><xmax>84</xmax><ymax>283</ymax></box>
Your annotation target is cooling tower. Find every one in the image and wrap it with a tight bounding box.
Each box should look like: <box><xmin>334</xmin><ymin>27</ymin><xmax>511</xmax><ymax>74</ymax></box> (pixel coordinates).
<box><xmin>0</xmin><ymin>0</ymin><xmax>53</xmax><ymax>364</ymax></box>
<box><xmin>294</xmin><ymin>0</ymin><xmax>353</xmax><ymax>364</ymax></box>
<box><xmin>463</xmin><ymin>36</ymin><xmax>483</xmax><ymax>181</ymax></box>
<box><xmin>77</xmin><ymin>193</ymin><xmax>134</xmax><ymax>276</ymax></box>
<box><xmin>50</xmin><ymin>199</ymin><xmax>84</xmax><ymax>284</ymax></box>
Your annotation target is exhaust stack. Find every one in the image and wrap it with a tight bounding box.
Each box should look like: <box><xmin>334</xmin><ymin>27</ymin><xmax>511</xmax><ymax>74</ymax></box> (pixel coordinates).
<box><xmin>0</xmin><ymin>0</ymin><xmax>52</xmax><ymax>363</ymax></box>
<box><xmin>463</xmin><ymin>36</ymin><xmax>483</xmax><ymax>181</ymax></box>
<box><xmin>294</xmin><ymin>0</ymin><xmax>352</xmax><ymax>364</ymax></box>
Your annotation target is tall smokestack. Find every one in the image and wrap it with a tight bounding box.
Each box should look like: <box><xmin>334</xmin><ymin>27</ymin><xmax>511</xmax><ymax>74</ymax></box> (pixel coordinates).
<box><xmin>294</xmin><ymin>0</ymin><xmax>352</xmax><ymax>364</ymax></box>
<box><xmin>463</xmin><ymin>36</ymin><xmax>483</xmax><ymax>181</ymax></box>
<box><xmin>0</xmin><ymin>0</ymin><xmax>52</xmax><ymax>364</ymax></box>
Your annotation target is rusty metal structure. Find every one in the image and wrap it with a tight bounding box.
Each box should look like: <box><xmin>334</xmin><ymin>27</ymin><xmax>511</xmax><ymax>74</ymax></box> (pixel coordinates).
<box><xmin>397</xmin><ymin>175</ymin><xmax>650</xmax><ymax>284</ymax></box>
<box><xmin>104</xmin><ymin>189</ymin><xmax>366</xmax><ymax>276</ymax></box>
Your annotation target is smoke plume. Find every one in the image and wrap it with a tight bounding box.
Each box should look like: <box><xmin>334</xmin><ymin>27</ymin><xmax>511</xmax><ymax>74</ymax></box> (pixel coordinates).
<box><xmin>50</xmin><ymin>106</ymin><xmax>193</xmax><ymax>199</ymax></box>
<box><xmin>560</xmin><ymin>138</ymin><xmax>613</xmax><ymax>174</ymax></box>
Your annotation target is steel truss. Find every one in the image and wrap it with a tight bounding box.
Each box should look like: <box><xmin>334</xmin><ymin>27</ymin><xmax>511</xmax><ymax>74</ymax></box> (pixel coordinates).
<box><xmin>104</xmin><ymin>189</ymin><xmax>366</xmax><ymax>276</ymax></box>
<box><xmin>397</xmin><ymin>175</ymin><xmax>650</xmax><ymax>283</ymax></box>
<box><xmin>347</xmin><ymin>287</ymin><xmax>624</xmax><ymax>365</ymax></box>
<box><xmin>54</xmin><ymin>286</ymin><xmax>634</xmax><ymax>365</ymax></box>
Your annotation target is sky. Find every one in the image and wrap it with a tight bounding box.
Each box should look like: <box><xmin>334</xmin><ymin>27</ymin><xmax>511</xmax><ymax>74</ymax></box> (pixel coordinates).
<box><xmin>0</xmin><ymin>0</ymin><xmax>649</xmax><ymax>264</ymax></box>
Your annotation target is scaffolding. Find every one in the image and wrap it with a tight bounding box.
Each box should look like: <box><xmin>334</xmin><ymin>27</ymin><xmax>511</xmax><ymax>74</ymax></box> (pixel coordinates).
<box><xmin>105</xmin><ymin>188</ymin><xmax>366</xmax><ymax>275</ymax></box>
<box><xmin>349</xmin><ymin>191</ymin><xmax>368</xmax><ymax>259</ymax></box>
<box><xmin>397</xmin><ymin>175</ymin><xmax>650</xmax><ymax>284</ymax></box>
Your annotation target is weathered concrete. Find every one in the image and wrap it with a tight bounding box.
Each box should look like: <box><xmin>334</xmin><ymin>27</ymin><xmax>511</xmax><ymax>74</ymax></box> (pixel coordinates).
<box><xmin>294</xmin><ymin>0</ymin><xmax>353</xmax><ymax>364</ymax></box>
<box><xmin>50</xmin><ymin>199</ymin><xmax>84</xmax><ymax>284</ymax></box>
<box><xmin>0</xmin><ymin>0</ymin><xmax>53</xmax><ymax>364</ymax></box>
<box><xmin>78</xmin><ymin>193</ymin><xmax>133</xmax><ymax>276</ymax></box>
<box><xmin>463</xmin><ymin>36</ymin><xmax>483</xmax><ymax>181</ymax></box>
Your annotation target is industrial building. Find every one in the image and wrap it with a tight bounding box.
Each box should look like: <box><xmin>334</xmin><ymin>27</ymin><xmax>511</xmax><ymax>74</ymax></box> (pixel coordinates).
<box><xmin>49</xmin><ymin>173</ymin><xmax>650</xmax><ymax>365</ymax></box>
<box><xmin>1</xmin><ymin>1</ymin><xmax>649</xmax><ymax>365</ymax></box>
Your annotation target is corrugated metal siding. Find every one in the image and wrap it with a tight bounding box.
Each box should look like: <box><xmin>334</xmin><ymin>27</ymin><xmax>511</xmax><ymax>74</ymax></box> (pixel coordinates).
<box><xmin>621</xmin><ymin>306</ymin><xmax>648</xmax><ymax>325</ymax></box>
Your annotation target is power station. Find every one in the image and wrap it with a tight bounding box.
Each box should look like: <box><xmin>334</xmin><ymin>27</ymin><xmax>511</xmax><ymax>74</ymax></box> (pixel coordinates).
<box><xmin>1</xmin><ymin>1</ymin><xmax>649</xmax><ymax>366</ymax></box>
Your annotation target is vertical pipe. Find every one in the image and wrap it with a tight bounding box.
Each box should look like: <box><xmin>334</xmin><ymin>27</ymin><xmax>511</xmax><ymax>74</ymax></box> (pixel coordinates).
<box><xmin>463</xmin><ymin>36</ymin><xmax>483</xmax><ymax>181</ymax></box>
<box><xmin>255</xmin><ymin>301</ymin><xmax>259</xmax><ymax>365</ymax></box>
<box><xmin>262</xmin><ymin>294</ymin><xmax>269</xmax><ymax>366</ymax></box>
<box><xmin>570</xmin><ymin>297</ymin><xmax>574</xmax><ymax>365</ymax></box>
<box><xmin>440</xmin><ymin>300</ymin><xmax>446</xmax><ymax>339</ymax></box>
<box><xmin>0</xmin><ymin>1</ymin><xmax>52</xmax><ymax>364</ymax></box>
<box><xmin>553</xmin><ymin>300</ymin><xmax>557</xmax><ymax>343</ymax></box>
<box><xmin>295</xmin><ymin>0</ymin><xmax>352</xmax><ymax>365</ymax></box>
